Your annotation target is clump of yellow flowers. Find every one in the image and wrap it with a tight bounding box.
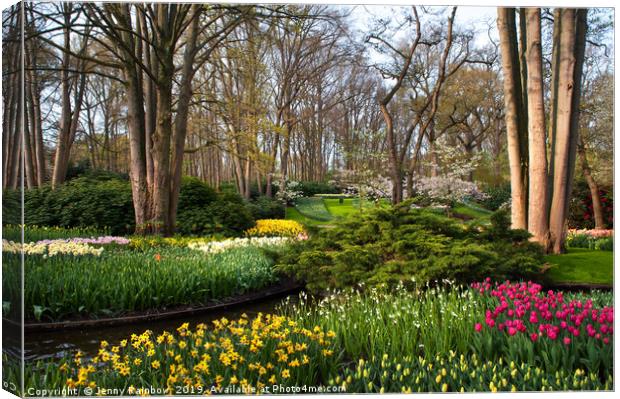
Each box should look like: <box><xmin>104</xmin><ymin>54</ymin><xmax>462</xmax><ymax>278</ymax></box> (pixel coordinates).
<box><xmin>245</xmin><ymin>219</ymin><xmax>307</xmax><ymax>239</ymax></box>
<box><xmin>56</xmin><ymin>313</ymin><xmax>337</xmax><ymax>395</ymax></box>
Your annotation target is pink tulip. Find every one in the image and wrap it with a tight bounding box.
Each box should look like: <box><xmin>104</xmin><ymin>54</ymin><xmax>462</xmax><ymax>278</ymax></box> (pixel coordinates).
<box><xmin>475</xmin><ymin>323</ymin><xmax>483</xmax><ymax>332</ymax></box>
<box><xmin>563</xmin><ymin>337</ymin><xmax>571</xmax><ymax>345</ymax></box>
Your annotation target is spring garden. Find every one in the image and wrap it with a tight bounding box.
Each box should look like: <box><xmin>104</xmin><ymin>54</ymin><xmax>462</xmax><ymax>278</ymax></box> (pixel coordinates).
<box><xmin>1</xmin><ymin>2</ymin><xmax>615</xmax><ymax>396</ymax></box>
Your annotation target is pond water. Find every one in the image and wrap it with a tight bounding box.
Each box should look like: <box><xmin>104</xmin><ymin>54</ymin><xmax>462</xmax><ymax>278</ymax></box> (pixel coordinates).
<box><xmin>4</xmin><ymin>292</ymin><xmax>301</xmax><ymax>362</ymax></box>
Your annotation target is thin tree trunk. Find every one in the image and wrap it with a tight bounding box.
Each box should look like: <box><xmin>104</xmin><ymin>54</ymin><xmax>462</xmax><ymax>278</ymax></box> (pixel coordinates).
<box><xmin>578</xmin><ymin>137</ymin><xmax>604</xmax><ymax>229</ymax></box>
<box><xmin>168</xmin><ymin>5</ymin><xmax>199</xmax><ymax>234</ymax></box>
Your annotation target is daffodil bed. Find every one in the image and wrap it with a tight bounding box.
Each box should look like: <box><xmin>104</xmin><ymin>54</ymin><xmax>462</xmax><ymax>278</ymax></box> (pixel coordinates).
<box><xmin>12</xmin><ymin>280</ymin><xmax>613</xmax><ymax>394</ymax></box>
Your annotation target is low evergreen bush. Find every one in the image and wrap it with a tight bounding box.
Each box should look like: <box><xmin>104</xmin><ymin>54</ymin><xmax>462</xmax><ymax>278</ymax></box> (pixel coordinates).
<box><xmin>277</xmin><ymin>203</ymin><xmax>544</xmax><ymax>292</ymax></box>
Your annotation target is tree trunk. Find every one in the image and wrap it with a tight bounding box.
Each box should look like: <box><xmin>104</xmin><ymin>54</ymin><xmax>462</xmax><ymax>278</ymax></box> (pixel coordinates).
<box><xmin>497</xmin><ymin>8</ymin><xmax>528</xmax><ymax>229</ymax></box>
<box><xmin>168</xmin><ymin>6</ymin><xmax>199</xmax><ymax>234</ymax></box>
<box><xmin>563</xmin><ymin>9</ymin><xmax>588</xmax><ymax>230</ymax></box>
<box><xmin>578</xmin><ymin>137</ymin><xmax>604</xmax><ymax>229</ymax></box>
<box><xmin>150</xmin><ymin>45</ymin><xmax>174</xmax><ymax>235</ymax></box>
<box><xmin>524</xmin><ymin>8</ymin><xmax>550</xmax><ymax>250</ymax></box>
<box><xmin>124</xmin><ymin>66</ymin><xmax>150</xmax><ymax>233</ymax></box>
<box><xmin>548</xmin><ymin>9</ymin><xmax>577</xmax><ymax>254</ymax></box>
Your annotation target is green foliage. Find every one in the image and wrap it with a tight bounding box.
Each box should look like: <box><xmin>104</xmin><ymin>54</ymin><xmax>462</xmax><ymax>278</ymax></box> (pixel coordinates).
<box><xmin>294</xmin><ymin>197</ymin><xmax>333</xmax><ymax>221</ymax></box>
<box><xmin>296</xmin><ymin>181</ymin><xmax>340</xmax><ymax>197</ymax></box>
<box><xmin>568</xmin><ymin>180</ymin><xmax>613</xmax><ymax>229</ymax></box>
<box><xmin>176</xmin><ymin>187</ymin><xmax>255</xmax><ymax>236</ymax></box>
<box><xmin>3</xmin><ymin>246</ymin><xmax>276</xmax><ymax>321</ymax></box>
<box><xmin>566</xmin><ymin>233</ymin><xmax>613</xmax><ymax>251</ymax></box>
<box><xmin>10</xmin><ymin>176</ymin><xmax>261</xmax><ymax>236</ymax></box>
<box><xmin>178</xmin><ymin>176</ymin><xmax>218</xmax><ymax>210</ymax></box>
<box><xmin>595</xmin><ymin>237</ymin><xmax>613</xmax><ymax>251</ymax></box>
<box><xmin>21</xmin><ymin>177</ymin><xmax>134</xmax><ymax>235</ymax></box>
<box><xmin>277</xmin><ymin>205</ymin><xmax>544</xmax><ymax>292</ymax></box>
<box><xmin>480</xmin><ymin>183</ymin><xmax>511</xmax><ymax>211</ymax></box>
<box><xmin>2</xmin><ymin>225</ymin><xmax>108</xmax><ymax>242</ymax></box>
<box><xmin>247</xmin><ymin>196</ymin><xmax>285</xmax><ymax>220</ymax></box>
<box><xmin>1</xmin><ymin>189</ymin><xmax>21</xmax><ymax>226</ymax></box>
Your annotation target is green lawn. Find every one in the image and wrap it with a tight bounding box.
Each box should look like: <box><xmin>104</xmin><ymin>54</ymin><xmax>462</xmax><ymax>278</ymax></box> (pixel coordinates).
<box><xmin>323</xmin><ymin>198</ymin><xmax>382</xmax><ymax>218</ymax></box>
<box><xmin>294</xmin><ymin>197</ymin><xmax>333</xmax><ymax>221</ymax></box>
<box><xmin>452</xmin><ymin>201</ymin><xmax>493</xmax><ymax>220</ymax></box>
<box><xmin>544</xmin><ymin>248</ymin><xmax>613</xmax><ymax>285</ymax></box>
<box><xmin>287</xmin><ymin>197</ymin><xmax>388</xmax><ymax>227</ymax></box>
<box><xmin>285</xmin><ymin>206</ymin><xmax>329</xmax><ymax>227</ymax></box>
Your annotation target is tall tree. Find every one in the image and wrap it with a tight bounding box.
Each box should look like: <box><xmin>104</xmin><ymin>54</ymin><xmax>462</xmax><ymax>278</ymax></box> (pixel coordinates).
<box><xmin>51</xmin><ymin>3</ymin><xmax>89</xmax><ymax>187</ymax></box>
<box><xmin>497</xmin><ymin>7</ymin><xmax>528</xmax><ymax>229</ymax></box>
<box><xmin>498</xmin><ymin>7</ymin><xmax>589</xmax><ymax>253</ymax></box>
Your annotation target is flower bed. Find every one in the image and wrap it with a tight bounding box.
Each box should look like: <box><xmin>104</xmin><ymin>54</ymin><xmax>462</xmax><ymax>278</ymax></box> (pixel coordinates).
<box><xmin>2</xmin><ymin>247</ymin><xmax>278</xmax><ymax>321</ymax></box>
<box><xmin>567</xmin><ymin>229</ymin><xmax>613</xmax><ymax>251</ymax></box>
<box><xmin>22</xmin><ymin>315</ymin><xmax>339</xmax><ymax>395</ymax></box>
<box><xmin>2</xmin><ymin>239</ymin><xmax>104</xmax><ymax>257</ymax></box>
<box><xmin>15</xmin><ymin>280</ymin><xmax>614</xmax><ymax>393</ymax></box>
<box><xmin>471</xmin><ymin>280</ymin><xmax>612</xmax><ymax>373</ymax></box>
<box><xmin>245</xmin><ymin>219</ymin><xmax>307</xmax><ymax>238</ymax></box>
<box><xmin>188</xmin><ymin>237</ymin><xmax>295</xmax><ymax>255</ymax></box>
<box><xmin>284</xmin><ymin>280</ymin><xmax>612</xmax><ymax>391</ymax></box>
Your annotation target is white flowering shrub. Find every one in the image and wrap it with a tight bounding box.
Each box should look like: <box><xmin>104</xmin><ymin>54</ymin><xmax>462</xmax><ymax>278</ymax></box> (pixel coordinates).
<box><xmin>274</xmin><ymin>180</ymin><xmax>303</xmax><ymax>204</ymax></box>
<box><xmin>412</xmin><ymin>176</ymin><xmax>487</xmax><ymax>205</ymax></box>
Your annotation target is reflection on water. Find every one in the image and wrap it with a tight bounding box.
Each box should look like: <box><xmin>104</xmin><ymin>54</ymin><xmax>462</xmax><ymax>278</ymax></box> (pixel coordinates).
<box><xmin>7</xmin><ymin>293</ymin><xmax>301</xmax><ymax>362</ymax></box>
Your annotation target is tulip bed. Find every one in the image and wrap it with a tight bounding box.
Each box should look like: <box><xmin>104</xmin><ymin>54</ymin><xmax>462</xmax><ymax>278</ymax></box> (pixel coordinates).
<box><xmin>566</xmin><ymin>229</ymin><xmax>613</xmax><ymax>251</ymax></box>
<box><xmin>15</xmin><ymin>280</ymin><xmax>613</xmax><ymax>394</ymax></box>
<box><xmin>2</xmin><ymin>228</ymin><xmax>303</xmax><ymax>321</ymax></box>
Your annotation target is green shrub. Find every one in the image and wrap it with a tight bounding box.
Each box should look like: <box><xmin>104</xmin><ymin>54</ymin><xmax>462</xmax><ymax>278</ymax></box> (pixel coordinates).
<box><xmin>480</xmin><ymin>183</ymin><xmax>511</xmax><ymax>211</ymax></box>
<box><xmin>1</xmin><ymin>189</ymin><xmax>21</xmax><ymax>226</ymax></box>
<box><xmin>247</xmin><ymin>196</ymin><xmax>285</xmax><ymax>220</ymax></box>
<box><xmin>22</xmin><ymin>177</ymin><xmax>134</xmax><ymax>235</ymax></box>
<box><xmin>297</xmin><ymin>181</ymin><xmax>340</xmax><ymax>197</ymax></box>
<box><xmin>277</xmin><ymin>203</ymin><xmax>544</xmax><ymax>292</ymax></box>
<box><xmin>11</xmin><ymin>175</ymin><xmax>259</xmax><ymax>236</ymax></box>
<box><xmin>595</xmin><ymin>236</ymin><xmax>613</xmax><ymax>251</ymax></box>
<box><xmin>174</xmin><ymin>178</ymin><xmax>255</xmax><ymax>236</ymax></box>
<box><xmin>178</xmin><ymin>176</ymin><xmax>218</xmax><ymax>209</ymax></box>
